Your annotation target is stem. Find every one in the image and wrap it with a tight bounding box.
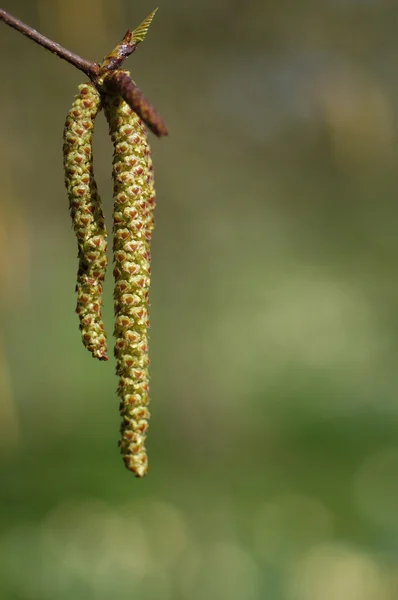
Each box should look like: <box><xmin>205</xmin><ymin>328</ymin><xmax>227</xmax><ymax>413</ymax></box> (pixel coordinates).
<box><xmin>0</xmin><ymin>8</ymin><xmax>99</xmax><ymax>79</ymax></box>
<box><xmin>0</xmin><ymin>7</ymin><xmax>168</xmax><ymax>136</ymax></box>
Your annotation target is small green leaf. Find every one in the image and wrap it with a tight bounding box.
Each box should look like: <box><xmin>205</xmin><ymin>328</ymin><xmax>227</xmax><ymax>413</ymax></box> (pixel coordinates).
<box><xmin>131</xmin><ymin>8</ymin><xmax>158</xmax><ymax>44</ymax></box>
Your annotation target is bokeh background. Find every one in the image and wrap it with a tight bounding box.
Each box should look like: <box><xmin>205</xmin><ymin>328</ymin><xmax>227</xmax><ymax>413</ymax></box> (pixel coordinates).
<box><xmin>2</xmin><ymin>0</ymin><xmax>398</xmax><ymax>598</ymax></box>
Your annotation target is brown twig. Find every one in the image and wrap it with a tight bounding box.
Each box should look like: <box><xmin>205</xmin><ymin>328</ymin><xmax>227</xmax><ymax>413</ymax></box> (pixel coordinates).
<box><xmin>0</xmin><ymin>7</ymin><xmax>168</xmax><ymax>137</ymax></box>
<box><xmin>0</xmin><ymin>8</ymin><xmax>99</xmax><ymax>79</ymax></box>
<box><xmin>101</xmin><ymin>70</ymin><xmax>168</xmax><ymax>137</ymax></box>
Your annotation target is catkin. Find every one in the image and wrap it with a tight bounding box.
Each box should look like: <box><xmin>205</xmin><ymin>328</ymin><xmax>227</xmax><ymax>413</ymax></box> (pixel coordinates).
<box><xmin>102</xmin><ymin>82</ymin><xmax>155</xmax><ymax>477</ymax></box>
<box><xmin>63</xmin><ymin>83</ymin><xmax>108</xmax><ymax>360</ymax></box>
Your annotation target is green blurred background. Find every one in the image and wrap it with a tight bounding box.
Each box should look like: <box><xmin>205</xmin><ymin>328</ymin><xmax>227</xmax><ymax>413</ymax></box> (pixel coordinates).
<box><xmin>2</xmin><ymin>0</ymin><xmax>398</xmax><ymax>598</ymax></box>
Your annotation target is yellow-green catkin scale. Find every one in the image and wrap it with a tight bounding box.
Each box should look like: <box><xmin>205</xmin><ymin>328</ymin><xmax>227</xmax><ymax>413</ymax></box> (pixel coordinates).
<box><xmin>102</xmin><ymin>87</ymin><xmax>155</xmax><ymax>477</ymax></box>
<box><xmin>63</xmin><ymin>83</ymin><xmax>108</xmax><ymax>360</ymax></box>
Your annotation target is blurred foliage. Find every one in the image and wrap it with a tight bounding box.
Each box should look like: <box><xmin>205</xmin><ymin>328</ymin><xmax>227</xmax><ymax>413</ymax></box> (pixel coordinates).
<box><xmin>2</xmin><ymin>0</ymin><xmax>398</xmax><ymax>598</ymax></box>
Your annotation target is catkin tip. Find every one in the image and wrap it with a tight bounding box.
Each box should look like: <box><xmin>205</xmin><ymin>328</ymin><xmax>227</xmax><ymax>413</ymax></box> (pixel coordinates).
<box><xmin>123</xmin><ymin>452</ymin><xmax>149</xmax><ymax>477</ymax></box>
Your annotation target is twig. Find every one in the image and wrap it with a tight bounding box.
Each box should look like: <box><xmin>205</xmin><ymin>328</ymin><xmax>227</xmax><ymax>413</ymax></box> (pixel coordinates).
<box><xmin>0</xmin><ymin>7</ymin><xmax>168</xmax><ymax>136</ymax></box>
<box><xmin>0</xmin><ymin>8</ymin><xmax>99</xmax><ymax>79</ymax></box>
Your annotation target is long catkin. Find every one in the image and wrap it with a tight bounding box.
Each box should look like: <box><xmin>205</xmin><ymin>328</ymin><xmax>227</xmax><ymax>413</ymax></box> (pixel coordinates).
<box><xmin>102</xmin><ymin>84</ymin><xmax>155</xmax><ymax>477</ymax></box>
<box><xmin>63</xmin><ymin>83</ymin><xmax>108</xmax><ymax>361</ymax></box>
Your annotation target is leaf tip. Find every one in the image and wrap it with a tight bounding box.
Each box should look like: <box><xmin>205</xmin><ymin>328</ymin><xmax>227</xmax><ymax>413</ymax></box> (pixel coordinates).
<box><xmin>131</xmin><ymin>8</ymin><xmax>159</xmax><ymax>44</ymax></box>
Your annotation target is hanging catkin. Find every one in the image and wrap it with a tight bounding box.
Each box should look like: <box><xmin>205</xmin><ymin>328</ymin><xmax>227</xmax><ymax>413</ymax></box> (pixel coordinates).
<box><xmin>101</xmin><ymin>81</ymin><xmax>155</xmax><ymax>477</ymax></box>
<box><xmin>63</xmin><ymin>83</ymin><xmax>109</xmax><ymax>361</ymax></box>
